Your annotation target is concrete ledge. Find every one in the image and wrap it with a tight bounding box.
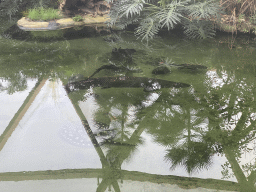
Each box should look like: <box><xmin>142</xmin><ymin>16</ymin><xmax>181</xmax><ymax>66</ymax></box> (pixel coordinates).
<box><xmin>17</xmin><ymin>15</ymin><xmax>110</xmax><ymax>31</ymax></box>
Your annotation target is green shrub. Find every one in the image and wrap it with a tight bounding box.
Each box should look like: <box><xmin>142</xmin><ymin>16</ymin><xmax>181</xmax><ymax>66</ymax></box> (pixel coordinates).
<box><xmin>72</xmin><ymin>15</ymin><xmax>83</xmax><ymax>22</ymax></box>
<box><xmin>27</xmin><ymin>7</ymin><xmax>61</xmax><ymax>21</ymax></box>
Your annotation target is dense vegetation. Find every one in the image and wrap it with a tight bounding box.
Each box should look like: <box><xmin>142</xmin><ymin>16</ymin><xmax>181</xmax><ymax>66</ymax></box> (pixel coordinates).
<box><xmin>0</xmin><ymin>0</ymin><xmax>256</xmax><ymax>39</ymax></box>
<box><xmin>0</xmin><ymin>0</ymin><xmax>58</xmax><ymax>20</ymax></box>
<box><xmin>27</xmin><ymin>7</ymin><xmax>61</xmax><ymax>21</ymax></box>
<box><xmin>106</xmin><ymin>0</ymin><xmax>256</xmax><ymax>40</ymax></box>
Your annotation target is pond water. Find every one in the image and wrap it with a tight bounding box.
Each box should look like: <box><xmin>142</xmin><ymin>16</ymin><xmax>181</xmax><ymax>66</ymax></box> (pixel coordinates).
<box><xmin>0</xmin><ymin>17</ymin><xmax>256</xmax><ymax>192</ymax></box>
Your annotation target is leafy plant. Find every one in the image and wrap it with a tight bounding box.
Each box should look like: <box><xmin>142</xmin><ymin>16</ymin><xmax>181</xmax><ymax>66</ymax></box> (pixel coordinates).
<box><xmin>0</xmin><ymin>0</ymin><xmax>58</xmax><ymax>20</ymax></box>
<box><xmin>107</xmin><ymin>0</ymin><xmax>223</xmax><ymax>41</ymax></box>
<box><xmin>183</xmin><ymin>19</ymin><xmax>216</xmax><ymax>39</ymax></box>
<box><xmin>72</xmin><ymin>15</ymin><xmax>83</xmax><ymax>22</ymax></box>
<box><xmin>0</xmin><ymin>0</ymin><xmax>20</xmax><ymax>20</ymax></box>
<box><xmin>27</xmin><ymin>7</ymin><xmax>61</xmax><ymax>21</ymax></box>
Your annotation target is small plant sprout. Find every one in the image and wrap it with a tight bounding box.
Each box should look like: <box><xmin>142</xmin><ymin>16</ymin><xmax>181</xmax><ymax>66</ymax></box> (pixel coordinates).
<box><xmin>159</xmin><ymin>57</ymin><xmax>174</xmax><ymax>68</ymax></box>
<box><xmin>72</xmin><ymin>15</ymin><xmax>83</xmax><ymax>22</ymax></box>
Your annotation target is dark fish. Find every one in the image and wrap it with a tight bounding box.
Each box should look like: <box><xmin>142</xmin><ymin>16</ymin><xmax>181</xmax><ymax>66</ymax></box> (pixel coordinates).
<box><xmin>89</xmin><ymin>64</ymin><xmax>142</xmax><ymax>78</ymax></box>
<box><xmin>65</xmin><ymin>76</ymin><xmax>190</xmax><ymax>93</ymax></box>
<box><xmin>170</xmin><ymin>63</ymin><xmax>208</xmax><ymax>70</ymax></box>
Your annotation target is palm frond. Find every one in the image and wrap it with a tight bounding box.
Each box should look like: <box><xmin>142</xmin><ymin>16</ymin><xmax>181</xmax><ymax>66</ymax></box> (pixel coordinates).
<box><xmin>107</xmin><ymin>0</ymin><xmax>222</xmax><ymax>40</ymax></box>
<box><xmin>135</xmin><ymin>17</ymin><xmax>161</xmax><ymax>41</ymax></box>
<box><xmin>107</xmin><ymin>0</ymin><xmax>144</xmax><ymax>27</ymax></box>
<box><xmin>183</xmin><ymin>20</ymin><xmax>215</xmax><ymax>39</ymax></box>
<box><xmin>118</xmin><ymin>0</ymin><xmax>145</xmax><ymax>18</ymax></box>
<box><xmin>156</xmin><ymin>0</ymin><xmax>186</xmax><ymax>30</ymax></box>
<box><xmin>188</xmin><ymin>0</ymin><xmax>223</xmax><ymax>20</ymax></box>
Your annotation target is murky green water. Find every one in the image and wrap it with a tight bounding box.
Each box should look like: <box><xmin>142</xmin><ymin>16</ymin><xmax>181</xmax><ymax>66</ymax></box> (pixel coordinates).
<box><xmin>1</xmin><ymin>16</ymin><xmax>256</xmax><ymax>192</ymax></box>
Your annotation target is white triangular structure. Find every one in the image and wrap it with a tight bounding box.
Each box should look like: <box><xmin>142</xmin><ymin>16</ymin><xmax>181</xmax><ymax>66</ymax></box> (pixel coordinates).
<box><xmin>0</xmin><ymin>79</ymin><xmax>101</xmax><ymax>173</ymax></box>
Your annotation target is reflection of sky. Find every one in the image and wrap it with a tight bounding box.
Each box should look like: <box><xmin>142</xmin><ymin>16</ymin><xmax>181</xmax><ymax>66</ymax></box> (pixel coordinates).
<box><xmin>0</xmin><ymin>80</ymin><xmax>101</xmax><ymax>173</ymax></box>
<box><xmin>206</xmin><ymin>70</ymin><xmax>228</xmax><ymax>88</ymax></box>
<box><xmin>0</xmin><ymin>79</ymin><xmax>37</xmax><ymax>135</ymax></box>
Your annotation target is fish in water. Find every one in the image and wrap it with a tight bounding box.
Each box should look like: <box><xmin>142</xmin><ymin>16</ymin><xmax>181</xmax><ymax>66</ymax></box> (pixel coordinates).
<box><xmin>89</xmin><ymin>64</ymin><xmax>142</xmax><ymax>78</ymax></box>
<box><xmin>65</xmin><ymin>76</ymin><xmax>190</xmax><ymax>93</ymax></box>
<box><xmin>170</xmin><ymin>63</ymin><xmax>208</xmax><ymax>70</ymax></box>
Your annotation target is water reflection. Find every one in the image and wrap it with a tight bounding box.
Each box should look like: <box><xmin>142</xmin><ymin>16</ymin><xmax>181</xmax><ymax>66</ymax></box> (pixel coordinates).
<box><xmin>1</xmin><ymin>18</ymin><xmax>256</xmax><ymax>191</ymax></box>
<box><xmin>69</xmin><ymin>85</ymin><xmax>231</xmax><ymax>191</ymax></box>
<box><xmin>66</xmin><ymin>57</ymin><xmax>256</xmax><ymax>191</ymax></box>
<box><xmin>2</xmin><ymin>24</ymin><xmax>110</xmax><ymax>42</ymax></box>
<box><xmin>0</xmin><ymin>73</ymin><xmax>27</xmax><ymax>94</ymax></box>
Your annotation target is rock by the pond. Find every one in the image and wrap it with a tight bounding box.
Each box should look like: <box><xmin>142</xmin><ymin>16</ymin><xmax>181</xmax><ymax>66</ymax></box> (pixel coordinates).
<box><xmin>152</xmin><ymin>66</ymin><xmax>171</xmax><ymax>75</ymax></box>
<box><xmin>17</xmin><ymin>15</ymin><xmax>110</xmax><ymax>31</ymax></box>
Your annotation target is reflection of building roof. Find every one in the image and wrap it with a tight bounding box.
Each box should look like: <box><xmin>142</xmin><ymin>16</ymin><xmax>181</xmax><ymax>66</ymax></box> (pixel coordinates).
<box><xmin>0</xmin><ymin>168</ymin><xmax>239</xmax><ymax>192</ymax></box>
<box><xmin>0</xmin><ymin>79</ymin><xmax>47</xmax><ymax>151</ymax></box>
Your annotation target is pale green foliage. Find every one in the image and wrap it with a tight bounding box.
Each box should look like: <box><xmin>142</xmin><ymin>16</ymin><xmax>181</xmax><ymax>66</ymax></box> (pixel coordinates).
<box><xmin>119</xmin><ymin>0</ymin><xmax>145</xmax><ymax>18</ymax></box>
<box><xmin>188</xmin><ymin>0</ymin><xmax>221</xmax><ymax>20</ymax></box>
<box><xmin>156</xmin><ymin>0</ymin><xmax>186</xmax><ymax>30</ymax></box>
<box><xmin>159</xmin><ymin>57</ymin><xmax>174</xmax><ymax>70</ymax></box>
<box><xmin>0</xmin><ymin>0</ymin><xmax>58</xmax><ymax>20</ymax></box>
<box><xmin>183</xmin><ymin>20</ymin><xmax>216</xmax><ymax>39</ymax></box>
<box><xmin>0</xmin><ymin>0</ymin><xmax>21</xmax><ymax>20</ymax></box>
<box><xmin>27</xmin><ymin>7</ymin><xmax>61</xmax><ymax>21</ymax></box>
<box><xmin>108</xmin><ymin>0</ymin><xmax>223</xmax><ymax>41</ymax></box>
<box><xmin>135</xmin><ymin>17</ymin><xmax>161</xmax><ymax>41</ymax></box>
<box><xmin>107</xmin><ymin>0</ymin><xmax>144</xmax><ymax>28</ymax></box>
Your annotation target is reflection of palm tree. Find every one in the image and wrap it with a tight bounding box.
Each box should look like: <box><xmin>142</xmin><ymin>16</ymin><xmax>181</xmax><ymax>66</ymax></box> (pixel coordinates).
<box><xmin>165</xmin><ymin>141</ymin><xmax>213</xmax><ymax>174</ymax></box>
<box><xmin>68</xmin><ymin>76</ymin><xmax>256</xmax><ymax>191</ymax></box>
<box><xmin>68</xmin><ymin>68</ymin><xmax>256</xmax><ymax>191</ymax></box>
<box><xmin>70</xmin><ymin>101</ymin><xmax>122</xmax><ymax>192</ymax></box>
<box><xmin>3</xmin><ymin>73</ymin><xmax>27</xmax><ymax>94</ymax></box>
<box><xmin>93</xmin><ymin>88</ymin><xmax>147</xmax><ymax>166</ymax></box>
<box><xmin>141</xmin><ymin>88</ymin><xmax>214</xmax><ymax>174</ymax></box>
<box><xmin>93</xmin><ymin>88</ymin><xmax>147</xmax><ymax>143</ymax></box>
<box><xmin>70</xmin><ymin>87</ymin><xmax>150</xmax><ymax>191</ymax></box>
<box><xmin>196</xmin><ymin>70</ymin><xmax>256</xmax><ymax>191</ymax></box>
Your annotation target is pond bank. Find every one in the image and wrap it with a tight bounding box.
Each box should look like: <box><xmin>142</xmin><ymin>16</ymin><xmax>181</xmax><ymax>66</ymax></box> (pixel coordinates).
<box><xmin>17</xmin><ymin>15</ymin><xmax>109</xmax><ymax>31</ymax></box>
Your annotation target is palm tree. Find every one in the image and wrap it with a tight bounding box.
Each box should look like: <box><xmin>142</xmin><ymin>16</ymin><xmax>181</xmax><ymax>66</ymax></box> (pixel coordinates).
<box><xmin>107</xmin><ymin>0</ymin><xmax>223</xmax><ymax>40</ymax></box>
